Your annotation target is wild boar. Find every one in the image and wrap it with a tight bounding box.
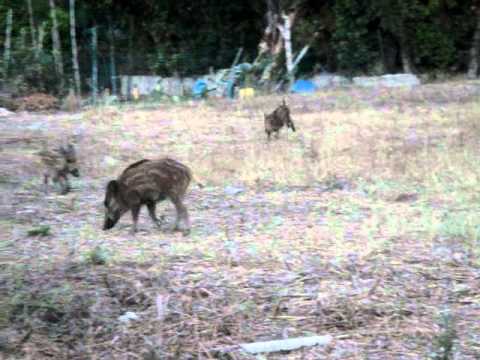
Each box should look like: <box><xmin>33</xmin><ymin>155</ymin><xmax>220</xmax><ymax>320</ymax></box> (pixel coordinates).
<box><xmin>38</xmin><ymin>143</ymin><xmax>80</xmax><ymax>195</ymax></box>
<box><xmin>264</xmin><ymin>99</ymin><xmax>296</xmax><ymax>140</ymax></box>
<box><xmin>103</xmin><ymin>157</ymin><xmax>192</xmax><ymax>235</ymax></box>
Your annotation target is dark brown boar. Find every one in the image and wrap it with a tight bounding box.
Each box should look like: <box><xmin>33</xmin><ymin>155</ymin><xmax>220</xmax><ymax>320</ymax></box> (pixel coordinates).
<box><xmin>103</xmin><ymin>157</ymin><xmax>192</xmax><ymax>235</ymax></box>
<box><xmin>38</xmin><ymin>143</ymin><xmax>80</xmax><ymax>195</ymax></box>
<box><xmin>264</xmin><ymin>99</ymin><xmax>296</xmax><ymax>140</ymax></box>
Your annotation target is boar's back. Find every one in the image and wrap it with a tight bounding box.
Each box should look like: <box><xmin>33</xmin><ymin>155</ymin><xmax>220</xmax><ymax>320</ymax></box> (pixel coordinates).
<box><xmin>118</xmin><ymin>158</ymin><xmax>192</xmax><ymax>203</ymax></box>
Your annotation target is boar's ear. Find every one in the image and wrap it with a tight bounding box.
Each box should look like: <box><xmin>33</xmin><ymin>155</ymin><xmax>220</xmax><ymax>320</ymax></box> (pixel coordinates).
<box><xmin>106</xmin><ymin>180</ymin><xmax>119</xmax><ymax>195</ymax></box>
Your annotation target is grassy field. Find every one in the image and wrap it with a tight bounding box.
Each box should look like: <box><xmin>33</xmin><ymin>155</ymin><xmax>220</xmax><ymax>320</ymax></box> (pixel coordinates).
<box><xmin>1</xmin><ymin>81</ymin><xmax>480</xmax><ymax>359</ymax></box>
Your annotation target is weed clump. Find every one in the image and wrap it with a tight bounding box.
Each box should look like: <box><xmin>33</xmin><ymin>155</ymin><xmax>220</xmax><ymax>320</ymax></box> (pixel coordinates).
<box><xmin>27</xmin><ymin>225</ymin><xmax>51</xmax><ymax>237</ymax></box>
<box><xmin>84</xmin><ymin>245</ymin><xmax>110</xmax><ymax>265</ymax></box>
<box><xmin>429</xmin><ymin>310</ymin><xmax>458</xmax><ymax>360</ymax></box>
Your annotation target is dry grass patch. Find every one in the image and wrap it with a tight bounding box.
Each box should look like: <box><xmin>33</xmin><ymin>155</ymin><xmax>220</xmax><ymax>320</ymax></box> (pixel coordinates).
<box><xmin>1</xmin><ymin>81</ymin><xmax>480</xmax><ymax>358</ymax></box>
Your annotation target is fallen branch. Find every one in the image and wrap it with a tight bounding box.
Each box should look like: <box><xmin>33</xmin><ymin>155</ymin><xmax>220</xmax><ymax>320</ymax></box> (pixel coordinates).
<box><xmin>216</xmin><ymin>335</ymin><xmax>333</xmax><ymax>355</ymax></box>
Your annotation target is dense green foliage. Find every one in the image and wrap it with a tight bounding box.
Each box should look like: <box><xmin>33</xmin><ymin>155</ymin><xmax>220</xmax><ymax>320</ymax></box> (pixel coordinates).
<box><xmin>0</xmin><ymin>0</ymin><xmax>477</xmax><ymax>94</ymax></box>
<box><xmin>333</xmin><ymin>0</ymin><xmax>376</xmax><ymax>74</ymax></box>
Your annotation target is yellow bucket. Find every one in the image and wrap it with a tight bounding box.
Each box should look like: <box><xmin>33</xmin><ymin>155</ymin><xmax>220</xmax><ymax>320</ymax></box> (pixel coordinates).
<box><xmin>239</xmin><ymin>87</ymin><xmax>255</xmax><ymax>99</ymax></box>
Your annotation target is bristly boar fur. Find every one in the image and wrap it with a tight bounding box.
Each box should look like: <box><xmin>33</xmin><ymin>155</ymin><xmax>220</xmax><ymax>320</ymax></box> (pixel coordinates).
<box><xmin>264</xmin><ymin>99</ymin><xmax>296</xmax><ymax>140</ymax></box>
<box><xmin>38</xmin><ymin>143</ymin><xmax>80</xmax><ymax>195</ymax></box>
<box><xmin>103</xmin><ymin>157</ymin><xmax>192</xmax><ymax>235</ymax></box>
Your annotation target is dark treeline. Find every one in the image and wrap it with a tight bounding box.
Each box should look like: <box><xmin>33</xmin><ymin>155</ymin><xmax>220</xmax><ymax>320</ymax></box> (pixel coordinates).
<box><xmin>0</xmin><ymin>0</ymin><xmax>479</xmax><ymax>95</ymax></box>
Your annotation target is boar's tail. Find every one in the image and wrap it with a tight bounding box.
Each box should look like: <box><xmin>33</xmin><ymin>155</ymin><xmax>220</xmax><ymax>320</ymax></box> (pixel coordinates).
<box><xmin>191</xmin><ymin>174</ymin><xmax>205</xmax><ymax>189</ymax></box>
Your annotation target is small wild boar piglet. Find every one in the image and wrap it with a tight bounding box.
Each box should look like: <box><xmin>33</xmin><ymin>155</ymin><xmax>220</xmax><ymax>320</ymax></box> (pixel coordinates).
<box><xmin>264</xmin><ymin>99</ymin><xmax>296</xmax><ymax>140</ymax></box>
<box><xmin>103</xmin><ymin>157</ymin><xmax>192</xmax><ymax>235</ymax></box>
<box><xmin>38</xmin><ymin>143</ymin><xmax>80</xmax><ymax>195</ymax></box>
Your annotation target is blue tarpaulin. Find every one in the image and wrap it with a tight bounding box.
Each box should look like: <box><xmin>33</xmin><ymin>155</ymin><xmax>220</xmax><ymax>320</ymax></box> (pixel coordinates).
<box><xmin>291</xmin><ymin>79</ymin><xmax>317</xmax><ymax>93</ymax></box>
<box><xmin>193</xmin><ymin>80</ymin><xmax>208</xmax><ymax>98</ymax></box>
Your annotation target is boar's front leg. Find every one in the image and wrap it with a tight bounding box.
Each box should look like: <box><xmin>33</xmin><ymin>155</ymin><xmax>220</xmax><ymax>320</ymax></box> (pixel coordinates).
<box><xmin>130</xmin><ymin>205</ymin><xmax>141</xmax><ymax>234</ymax></box>
<box><xmin>147</xmin><ymin>201</ymin><xmax>164</xmax><ymax>228</ymax></box>
<box><xmin>266</xmin><ymin>130</ymin><xmax>272</xmax><ymax>141</ymax></box>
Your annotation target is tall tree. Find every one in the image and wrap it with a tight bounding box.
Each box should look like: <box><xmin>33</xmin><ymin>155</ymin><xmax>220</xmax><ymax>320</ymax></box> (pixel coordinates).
<box><xmin>256</xmin><ymin>0</ymin><xmax>304</xmax><ymax>85</ymax></box>
<box><xmin>69</xmin><ymin>0</ymin><xmax>81</xmax><ymax>94</ymax></box>
<box><xmin>277</xmin><ymin>12</ymin><xmax>295</xmax><ymax>85</ymax></box>
<box><xmin>468</xmin><ymin>1</ymin><xmax>480</xmax><ymax>78</ymax></box>
<box><xmin>258</xmin><ymin>0</ymin><xmax>283</xmax><ymax>59</ymax></box>
<box><xmin>26</xmin><ymin>0</ymin><xmax>38</xmax><ymax>54</ymax></box>
<box><xmin>49</xmin><ymin>0</ymin><xmax>64</xmax><ymax>92</ymax></box>
<box><xmin>3</xmin><ymin>9</ymin><xmax>13</xmax><ymax>80</ymax></box>
<box><xmin>126</xmin><ymin>15</ymin><xmax>135</xmax><ymax>99</ymax></box>
<box><xmin>108</xmin><ymin>15</ymin><xmax>117</xmax><ymax>95</ymax></box>
<box><xmin>91</xmin><ymin>26</ymin><xmax>98</xmax><ymax>103</ymax></box>
<box><xmin>372</xmin><ymin>0</ymin><xmax>414</xmax><ymax>73</ymax></box>
<box><xmin>333</xmin><ymin>0</ymin><xmax>374</xmax><ymax>74</ymax></box>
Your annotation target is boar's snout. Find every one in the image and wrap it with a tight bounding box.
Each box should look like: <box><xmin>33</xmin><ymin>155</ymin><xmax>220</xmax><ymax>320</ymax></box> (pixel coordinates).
<box><xmin>103</xmin><ymin>216</ymin><xmax>117</xmax><ymax>230</ymax></box>
<box><xmin>103</xmin><ymin>209</ymin><xmax>121</xmax><ymax>230</ymax></box>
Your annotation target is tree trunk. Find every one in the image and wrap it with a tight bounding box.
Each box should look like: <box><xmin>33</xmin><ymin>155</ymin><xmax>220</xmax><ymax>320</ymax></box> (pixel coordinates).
<box><xmin>49</xmin><ymin>0</ymin><xmax>64</xmax><ymax>92</ymax></box>
<box><xmin>24</xmin><ymin>2</ymin><xmax>42</xmax><ymax>92</ymax></box>
<box><xmin>26</xmin><ymin>0</ymin><xmax>38</xmax><ymax>55</ymax></box>
<box><xmin>69</xmin><ymin>0</ymin><xmax>81</xmax><ymax>95</ymax></box>
<box><xmin>35</xmin><ymin>21</ymin><xmax>47</xmax><ymax>91</ymax></box>
<box><xmin>126</xmin><ymin>16</ymin><xmax>136</xmax><ymax>99</ymax></box>
<box><xmin>19</xmin><ymin>28</ymin><xmax>27</xmax><ymax>51</ymax></box>
<box><xmin>91</xmin><ymin>27</ymin><xmax>98</xmax><ymax>104</ymax></box>
<box><xmin>377</xmin><ymin>29</ymin><xmax>387</xmax><ymax>73</ymax></box>
<box><xmin>278</xmin><ymin>12</ymin><xmax>294</xmax><ymax>86</ymax></box>
<box><xmin>258</xmin><ymin>0</ymin><xmax>283</xmax><ymax>58</ymax></box>
<box><xmin>399</xmin><ymin>27</ymin><xmax>412</xmax><ymax>73</ymax></box>
<box><xmin>38</xmin><ymin>22</ymin><xmax>46</xmax><ymax>53</ymax></box>
<box><xmin>468</xmin><ymin>6</ymin><xmax>480</xmax><ymax>78</ymax></box>
<box><xmin>257</xmin><ymin>1</ymin><xmax>301</xmax><ymax>88</ymax></box>
<box><xmin>3</xmin><ymin>9</ymin><xmax>13</xmax><ymax>80</ymax></box>
<box><xmin>108</xmin><ymin>18</ymin><xmax>117</xmax><ymax>95</ymax></box>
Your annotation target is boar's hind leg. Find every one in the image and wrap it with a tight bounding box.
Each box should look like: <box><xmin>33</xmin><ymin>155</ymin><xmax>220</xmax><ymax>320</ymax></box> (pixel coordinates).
<box><xmin>289</xmin><ymin>121</ymin><xmax>296</xmax><ymax>132</ymax></box>
<box><xmin>43</xmin><ymin>174</ymin><xmax>50</xmax><ymax>194</ymax></box>
<box><xmin>130</xmin><ymin>205</ymin><xmax>141</xmax><ymax>234</ymax></box>
<box><xmin>147</xmin><ymin>201</ymin><xmax>164</xmax><ymax>228</ymax></box>
<box><xmin>59</xmin><ymin>176</ymin><xmax>71</xmax><ymax>195</ymax></box>
<box><xmin>171</xmin><ymin>195</ymin><xmax>190</xmax><ymax>235</ymax></box>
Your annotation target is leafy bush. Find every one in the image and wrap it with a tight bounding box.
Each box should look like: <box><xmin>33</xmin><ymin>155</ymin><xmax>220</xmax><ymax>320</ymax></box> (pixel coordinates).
<box><xmin>333</xmin><ymin>0</ymin><xmax>377</xmax><ymax>75</ymax></box>
<box><xmin>413</xmin><ymin>23</ymin><xmax>456</xmax><ymax>70</ymax></box>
